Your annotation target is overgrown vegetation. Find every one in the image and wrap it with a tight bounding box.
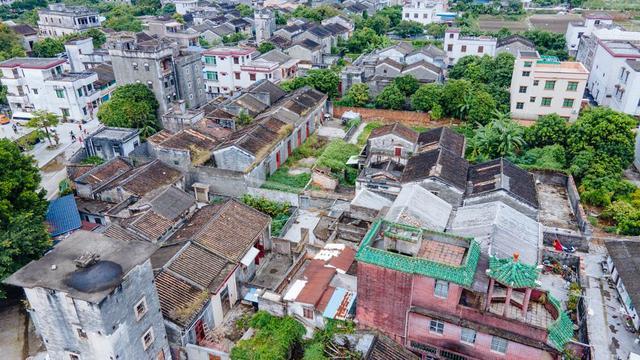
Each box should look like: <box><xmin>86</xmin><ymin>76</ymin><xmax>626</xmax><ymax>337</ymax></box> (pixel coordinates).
<box><xmin>230</xmin><ymin>311</ymin><xmax>305</xmax><ymax>360</ymax></box>
<box><xmin>240</xmin><ymin>195</ymin><xmax>291</xmax><ymax>236</ymax></box>
<box><xmin>316</xmin><ymin>139</ymin><xmax>361</xmax><ymax>186</ymax></box>
<box><xmin>97</xmin><ymin>83</ymin><xmax>160</xmax><ymax>139</ymax></box>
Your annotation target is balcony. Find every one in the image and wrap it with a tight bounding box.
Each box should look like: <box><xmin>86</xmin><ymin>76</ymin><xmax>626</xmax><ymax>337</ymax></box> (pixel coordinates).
<box><xmin>6</xmin><ymin>93</ymin><xmax>29</xmax><ymax>104</ymax></box>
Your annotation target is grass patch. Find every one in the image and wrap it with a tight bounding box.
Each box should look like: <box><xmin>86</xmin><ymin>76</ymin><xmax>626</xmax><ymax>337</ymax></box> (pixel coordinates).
<box><xmin>316</xmin><ymin>139</ymin><xmax>361</xmax><ymax>186</ymax></box>
<box><xmin>357</xmin><ymin>121</ymin><xmax>383</xmax><ymax>146</ymax></box>
<box><xmin>285</xmin><ymin>134</ymin><xmax>328</xmax><ymax>166</ymax></box>
<box><xmin>261</xmin><ymin>167</ymin><xmax>310</xmax><ymax>194</ymax></box>
<box><xmin>241</xmin><ymin>194</ymin><xmax>292</xmax><ymax>236</ymax></box>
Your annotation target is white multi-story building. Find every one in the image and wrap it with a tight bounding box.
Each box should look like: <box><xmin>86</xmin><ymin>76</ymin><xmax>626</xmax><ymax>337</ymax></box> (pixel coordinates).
<box><xmin>174</xmin><ymin>0</ymin><xmax>198</xmax><ymax>15</ymax></box>
<box><xmin>0</xmin><ymin>57</ymin><xmax>102</xmax><ymax>122</ymax></box>
<box><xmin>444</xmin><ymin>28</ymin><xmax>497</xmax><ymax>65</ymax></box>
<box><xmin>202</xmin><ymin>47</ymin><xmax>299</xmax><ymax>96</ymax></box>
<box><xmin>585</xmin><ymin>39</ymin><xmax>640</xmax><ymax>116</ymax></box>
<box><xmin>37</xmin><ymin>4</ymin><xmax>101</xmax><ymax>38</ymax></box>
<box><xmin>565</xmin><ymin>13</ymin><xmax>614</xmax><ymax>56</ymax></box>
<box><xmin>510</xmin><ymin>51</ymin><xmax>589</xmax><ymax>121</ymax></box>
<box><xmin>402</xmin><ymin>0</ymin><xmax>447</xmax><ymax>26</ymax></box>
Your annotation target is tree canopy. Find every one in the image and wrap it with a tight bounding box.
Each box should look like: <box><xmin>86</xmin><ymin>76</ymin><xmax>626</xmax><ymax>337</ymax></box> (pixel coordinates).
<box><xmin>0</xmin><ymin>24</ymin><xmax>26</xmax><ymax>61</ymax></box>
<box><xmin>257</xmin><ymin>42</ymin><xmax>275</xmax><ymax>54</ymax></box>
<box><xmin>342</xmin><ymin>83</ymin><xmax>370</xmax><ymax>107</ymax></box>
<box><xmin>345</xmin><ymin>27</ymin><xmax>389</xmax><ymax>53</ymax></box>
<box><xmin>103</xmin><ymin>5</ymin><xmax>143</xmax><ymax>32</ymax></box>
<box><xmin>97</xmin><ymin>84</ymin><xmax>160</xmax><ymax>138</ymax></box>
<box><xmin>394</xmin><ymin>20</ymin><xmax>424</xmax><ymax>38</ymax></box>
<box><xmin>281</xmin><ymin>69</ymin><xmax>340</xmax><ymax>99</ymax></box>
<box><xmin>393</xmin><ymin>75</ymin><xmax>419</xmax><ymax>96</ymax></box>
<box><xmin>0</xmin><ymin>140</ymin><xmax>50</xmax><ymax>298</ymax></box>
<box><xmin>375</xmin><ymin>84</ymin><xmax>405</xmax><ymax>110</ymax></box>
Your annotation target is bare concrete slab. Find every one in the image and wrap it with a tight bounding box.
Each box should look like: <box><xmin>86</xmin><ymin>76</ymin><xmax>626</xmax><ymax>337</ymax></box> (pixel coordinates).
<box><xmin>536</xmin><ymin>182</ymin><xmax>579</xmax><ymax>231</ymax></box>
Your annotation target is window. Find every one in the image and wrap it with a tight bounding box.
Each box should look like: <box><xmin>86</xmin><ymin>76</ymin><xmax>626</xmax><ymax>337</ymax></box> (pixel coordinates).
<box><xmin>434</xmin><ymin>280</ymin><xmax>449</xmax><ymax>298</ymax></box>
<box><xmin>524</xmin><ymin>61</ymin><xmax>532</xmax><ymax>68</ymax></box>
<box><xmin>544</xmin><ymin>80</ymin><xmax>556</xmax><ymax>90</ymax></box>
<box><xmin>478</xmin><ymin>46</ymin><xmax>483</xmax><ymax>53</ymax></box>
<box><xmin>68</xmin><ymin>353</ymin><xmax>80</xmax><ymax>360</ymax></box>
<box><xmin>441</xmin><ymin>351</ymin><xmax>467</xmax><ymax>360</ymax></box>
<box><xmin>61</xmin><ymin>108</ymin><xmax>70</xmax><ymax>117</ymax></box>
<box><xmin>144</xmin><ymin>63</ymin><xmax>150</xmax><ymax>71</ymax></box>
<box><xmin>32</xmin><ymin>88</ymin><xmax>38</xmax><ymax>94</ymax></box>
<box><xmin>142</xmin><ymin>328</ymin><xmax>155</xmax><ymax>351</ymax></box>
<box><xmin>404</xmin><ymin>13</ymin><xmax>409</xmax><ymax>18</ymax></box>
<box><xmin>522</xmin><ymin>71</ymin><xmax>530</xmax><ymax>77</ymax></box>
<box><xmin>234</xmin><ymin>72</ymin><xmax>240</xmax><ymax>80</ymax></box>
<box><xmin>133</xmin><ymin>62</ymin><xmax>138</xmax><ymax>71</ymax></box>
<box><xmin>447</xmin><ymin>44</ymin><xmax>453</xmax><ymax>51</ymax></box>
<box><xmin>491</xmin><ymin>336</ymin><xmax>508</xmax><ymax>354</ymax></box>
<box><xmin>75</xmin><ymin>327</ymin><xmax>87</xmax><ymax>339</ymax></box>
<box><xmin>449</xmin><ymin>33</ymin><xmax>454</xmax><ymax>39</ymax></box>
<box><xmin>567</xmin><ymin>81</ymin><xmax>578</xmax><ymax>91</ymax></box>
<box><xmin>518</xmin><ymin>86</ymin><xmax>527</xmax><ymax>93</ymax></box>
<box><xmin>529</xmin><ymin>96</ymin><xmax>536</xmax><ymax>103</ymax></box>
<box><xmin>460</xmin><ymin>328</ymin><xmax>476</xmax><ymax>344</ymax></box>
<box><xmin>429</xmin><ymin>320</ymin><xmax>444</xmax><ymax>334</ymax></box>
<box><xmin>461</xmin><ymin>45</ymin><xmax>466</xmax><ymax>53</ymax></box>
<box><xmin>147</xmin><ymin>81</ymin><xmax>153</xmax><ymax>90</ymax></box>
<box><xmin>413</xmin><ymin>13</ymin><xmax>418</xmax><ymax>18</ymax></box>
<box><xmin>533</xmin><ymin>80</ymin><xmax>539</xmax><ymax>86</ymax></box>
<box><xmin>562</xmin><ymin>98</ymin><xmax>574</xmax><ymax>108</ymax></box>
<box><xmin>249</xmin><ymin>73</ymin><xmax>256</xmax><ymax>81</ymax></box>
<box><xmin>205</xmin><ymin>71</ymin><xmax>218</xmax><ymax>81</ymax></box>
<box><xmin>77</xmin><ymin>88</ymin><xmax>83</xmax><ymax>97</ymax></box>
<box><xmin>204</xmin><ymin>56</ymin><xmax>216</xmax><ymax>65</ymax></box>
<box><xmin>135</xmin><ymin>297</ymin><xmax>148</xmax><ymax>321</ymax></box>
<box><xmin>303</xmin><ymin>307</ymin><xmax>314</xmax><ymax>319</ymax></box>
<box><xmin>541</xmin><ymin>97</ymin><xmax>552</xmax><ymax>106</ymax></box>
<box><xmin>233</xmin><ymin>56</ymin><xmax>239</xmax><ymax>64</ymax></box>
<box><xmin>55</xmin><ymin>89</ymin><xmax>64</xmax><ymax>98</ymax></box>
<box><xmin>516</xmin><ymin>102</ymin><xmax>524</xmax><ymax>109</ymax></box>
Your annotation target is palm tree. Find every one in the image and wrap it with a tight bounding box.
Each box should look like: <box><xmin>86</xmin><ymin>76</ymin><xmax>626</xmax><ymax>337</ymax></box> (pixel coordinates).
<box><xmin>26</xmin><ymin>110</ymin><xmax>59</xmax><ymax>146</ymax></box>
<box><xmin>457</xmin><ymin>93</ymin><xmax>473</xmax><ymax>121</ymax></box>
<box><xmin>471</xmin><ymin>111</ymin><xmax>525</xmax><ymax>160</ymax></box>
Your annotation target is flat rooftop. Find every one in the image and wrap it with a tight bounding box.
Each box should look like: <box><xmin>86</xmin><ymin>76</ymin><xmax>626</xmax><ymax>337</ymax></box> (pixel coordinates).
<box><xmin>0</xmin><ymin>57</ymin><xmax>66</xmax><ymax>69</ymax></box>
<box><xmin>4</xmin><ymin>231</ymin><xmax>157</xmax><ymax>303</ymax></box>
<box><xmin>90</xmin><ymin>127</ymin><xmax>139</xmax><ymax>141</ymax></box>
<box><xmin>535</xmin><ymin>177</ymin><xmax>579</xmax><ymax>231</ymax></box>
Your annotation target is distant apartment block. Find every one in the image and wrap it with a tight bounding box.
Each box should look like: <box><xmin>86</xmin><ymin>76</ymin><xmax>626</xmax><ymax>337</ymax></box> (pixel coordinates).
<box><xmin>108</xmin><ymin>32</ymin><xmax>207</xmax><ymax>115</ymax></box>
<box><xmin>143</xmin><ymin>17</ymin><xmax>200</xmax><ymax>48</ymax></box>
<box><xmin>510</xmin><ymin>51</ymin><xmax>588</xmax><ymax>121</ymax></box>
<box><xmin>565</xmin><ymin>12</ymin><xmax>614</xmax><ymax>56</ymax></box>
<box><xmin>37</xmin><ymin>4</ymin><xmax>101</xmax><ymax>38</ymax></box>
<box><xmin>444</xmin><ymin>28</ymin><xmax>497</xmax><ymax>65</ymax></box>
<box><xmin>202</xmin><ymin>47</ymin><xmax>298</xmax><ymax>96</ymax></box>
<box><xmin>0</xmin><ymin>57</ymin><xmax>102</xmax><ymax>122</ymax></box>
<box><xmin>402</xmin><ymin>0</ymin><xmax>448</xmax><ymax>26</ymax></box>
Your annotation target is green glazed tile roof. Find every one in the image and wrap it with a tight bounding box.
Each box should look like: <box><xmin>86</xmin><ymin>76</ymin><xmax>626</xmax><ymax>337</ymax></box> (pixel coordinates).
<box><xmin>355</xmin><ymin>220</ymin><xmax>480</xmax><ymax>287</ymax></box>
<box><xmin>537</xmin><ymin>55</ymin><xmax>560</xmax><ymax>64</ymax></box>
<box><xmin>547</xmin><ymin>295</ymin><xmax>575</xmax><ymax>351</ymax></box>
<box><xmin>487</xmin><ymin>256</ymin><xmax>540</xmax><ymax>288</ymax></box>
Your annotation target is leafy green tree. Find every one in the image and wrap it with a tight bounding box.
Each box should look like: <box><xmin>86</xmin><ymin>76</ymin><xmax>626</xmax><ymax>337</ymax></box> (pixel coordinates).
<box><xmin>97</xmin><ymin>84</ymin><xmax>159</xmax><ymax>138</ymax></box>
<box><xmin>32</xmin><ymin>38</ymin><xmax>64</xmax><ymax>57</ymax></box>
<box><xmin>524</xmin><ymin>113</ymin><xmax>568</xmax><ymax>148</ymax></box>
<box><xmin>274</xmin><ymin>10</ymin><xmax>288</xmax><ymax>25</ymax></box>
<box><xmin>222</xmin><ymin>32</ymin><xmax>247</xmax><ymax>44</ymax></box>
<box><xmin>516</xmin><ymin>144</ymin><xmax>566</xmax><ymax>171</ymax></box>
<box><xmin>0</xmin><ymin>139</ymin><xmax>50</xmax><ymax>298</ymax></box>
<box><xmin>103</xmin><ymin>5</ymin><xmax>143</xmax><ymax>32</ymax></box>
<box><xmin>280</xmin><ymin>77</ymin><xmax>308</xmax><ymax>93</ymax></box>
<box><xmin>235</xmin><ymin>110</ymin><xmax>253</xmax><ymax>126</ymax></box>
<box><xmin>26</xmin><ymin>111</ymin><xmax>59</xmax><ymax>145</ymax></box>
<box><xmin>467</xmin><ymin>90</ymin><xmax>497</xmax><ymax>125</ymax></box>
<box><xmin>161</xmin><ymin>3</ymin><xmax>175</xmax><ymax>14</ymax></box>
<box><xmin>567</xmin><ymin>107</ymin><xmax>636</xmax><ymax>170</ymax></box>
<box><xmin>395</xmin><ymin>20</ymin><xmax>423</xmax><ymax>38</ymax></box>
<box><xmin>425</xmin><ymin>23</ymin><xmax>447</xmax><ymax>38</ymax></box>
<box><xmin>83</xmin><ymin>28</ymin><xmax>106</xmax><ymax>48</ymax></box>
<box><xmin>523</xmin><ymin>30</ymin><xmax>568</xmax><ymax>60</ymax></box>
<box><xmin>199</xmin><ymin>37</ymin><xmax>211</xmax><ymax>48</ymax></box>
<box><xmin>346</xmin><ymin>27</ymin><xmax>388</xmax><ymax>53</ymax></box>
<box><xmin>361</xmin><ymin>14</ymin><xmax>391</xmax><ymax>35</ymax></box>
<box><xmin>343</xmin><ymin>83</ymin><xmax>370</xmax><ymax>107</ymax></box>
<box><xmin>306</xmin><ymin>69</ymin><xmax>340</xmax><ymax>99</ymax></box>
<box><xmin>469</xmin><ymin>112</ymin><xmax>525</xmax><ymax>160</ymax></box>
<box><xmin>440</xmin><ymin>79</ymin><xmax>472</xmax><ymax>117</ymax></box>
<box><xmin>235</xmin><ymin>4</ymin><xmax>253</xmax><ymax>17</ymax></box>
<box><xmin>291</xmin><ymin>5</ymin><xmax>339</xmax><ymax>22</ymax></box>
<box><xmin>393</xmin><ymin>75</ymin><xmax>419</xmax><ymax>96</ymax></box>
<box><xmin>0</xmin><ymin>24</ymin><xmax>26</xmax><ymax>61</ymax></box>
<box><xmin>257</xmin><ymin>42</ymin><xmax>275</xmax><ymax>53</ymax></box>
<box><xmin>375</xmin><ymin>84</ymin><xmax>405</xmax><ymax>110</ymax></box>
<box><xmin>377</xmin><ymin>5</ymin><xmax>403</xmax><ymax>27</ymax></box>
<box><xmin>411</xmin><ymin>83</ymin><xmax>442</xmax><ymax>112</ymax></box>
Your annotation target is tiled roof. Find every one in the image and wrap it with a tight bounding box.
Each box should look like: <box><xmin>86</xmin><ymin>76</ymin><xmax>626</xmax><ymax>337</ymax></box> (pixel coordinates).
<box><xmin>165</xmin><ymin>204</ymin><xmax>224</xmax><ymax>245</ymax></box>
<box><xmin>168</xmin><ymin>242</ymin><xmax>236</xmax><ymax>290</ymax></box>
<box><xmin>46</xmin><ymin>195</ymin><xmax>82</xmax><ymax>237</ymax></box>
<box><xmin>192</xmin><ymin>200</ymin><xmax>270</xmax><ymax>262</ymax></box>
<box><xmin>416</xmin><ymin>127</ymin><xmax>466</xmax><ymax>157</ymax></box>
<box><xmin>487</xmin><ymin>255</ymin><xmax>540</xmax><ymax>288</ymax></box>
<box><xmin>467</xmin><ymin>158</ymin><xmax>539</xmax><ymax>208</ymax></box>
<box><xmin>155</xmin><ymin>271</ymin><xmax>208</xmax><ymax>327</ymax></box>
<box><xmin>109</xmin><ymin>160</ymin><xmax>183</xmax><ymax>197</ymax></box>
<box><xmin>547</xmin><ymin>295</ymin><xmax>575</xmax><ymax>351</ymax></box>
<box><xmin>604</xmin><ymin>240</ymin><xmax>640</xmax><ymax>314</ymax></box>
<box><xmin>66</xmin><ymin>164</ymin><xmax>94</xmax><ymax>181</ymax></box>
<box><xmin>401</xmin><ymin>148</ymin><xmax>469</xmax><ymax>190</ymax></box>
<box><xmin>356</xmin><ymin>220</ymin><xmax>480</xmax><ymax>287</ymax></box>
<box><xmin>157</xmin><ymin>128</ymin><xmax>219</xmax><ymax>152</ymax></box>
<box><xmin>368</xmin><ymin>333</ymin><xmax>420</xmax><ymax>360</ymax></box>
<box><xmin>296</xmin><ymin>260</ymin><xmax>337</xmax><ymax>305</ymax></box>
<box><xmin>75</xmin><ymin>157</ymin><xmax>133</xmax><ymax>186</ymax></box>
<box><xmin>102</xmin><ymin>223</ymin><xmax>146</xmax><ymax>242</ymax></box>
<box><xmin>369</xmin><ymin>122</ymin><xmax>418</xmax><ymax>143</ymax></box>
<box><xmin>128</xmin><ymin>210</ymin><xmax>173</xmax><ymax>241</ymax></box>
<box><xmin>146</xmin><ymin>186</ymin><xmax>195</xmax><ymax>221</ymax></box>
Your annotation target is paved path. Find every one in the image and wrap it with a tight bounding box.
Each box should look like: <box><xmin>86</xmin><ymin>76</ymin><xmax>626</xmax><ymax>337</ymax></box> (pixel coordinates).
<box><xmin>348</xmin><ymin>122</ymin><xmax>366</xmax><ymax>144</ymax></box>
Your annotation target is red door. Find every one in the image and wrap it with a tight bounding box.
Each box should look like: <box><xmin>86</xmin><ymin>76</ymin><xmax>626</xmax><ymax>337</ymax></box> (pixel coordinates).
<box><xmin>287</xmin><ymin>141</ymin><xmax>292</xmax><ymax>155</ymax></box>
<box><xmin>276</xmin><ymin>152</ymin><xmax>281</xmax><ymax>168</ymax></box>
<box><xmin>394</xmin><ymin>147</ymin><xmax>402</xmax><ymax>157</ymax></box>
<box><xmin>195</xmin><ymin>319</ymin><xmax>205</xmax><ymax>343</ymax></box>
<box><xmin>297</xmin><ymin>131</ymin><xmax>301</xmax><ymax>146</ymax></box>
<box><xmin>255</xmin><ymin>243</ymin><xmax>265</xmax><ymax>264</ymax></box>
<box><xmin>306</xmin><ymin>122</ymin><xmax>310</xmax><ymax>137</ymax></box>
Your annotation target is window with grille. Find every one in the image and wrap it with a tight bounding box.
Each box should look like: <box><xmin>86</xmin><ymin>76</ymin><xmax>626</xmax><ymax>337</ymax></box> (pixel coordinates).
<box><xmin>142</xmin><ymin>328</ymin><xmax>155</xmax><ymax>351</ymax></box>
<box><xmin>303</xmin><ymin>307</ymin><xmax>314</xmax><ymax>319</ymax></box>
<box><xmin>491</xmin><ymin>336</ymin><xmax>508</xmax><ymax>354</ymax></box>
<box><xmin>460</xmin><ymin>328</ymin><xmax>476</xmax><ymax>344</ymax></box>
<box><xmin>434</xmin><ymin>280</ymin><xmax>449</xmax><ymax>298</ymax></box>
<box><xmin>134</xmin><ymin>297</ymin><xmax>148</xmax><ymax>321</ymax></box>
<box><xmin>544</xmin><ymin>80</ymin><xmax>556</xmax><ymax>90</ymax></box>
<box><xmin>541</xmin><ymin>97</ymin><xmax>552</xmax><ymax>106</ymax></box>
<box><xmin>429</xmin><ymin>320</ymin><xmax>444</xmax><ymax>334</ymax></box>
<box><xmin>562</xmin><ymin>98</ymin><xmax>574</xmax><ymax>108</ymax></box>
<box><xmin>567</xmin><ymin>81</ymin><xmax>578</xmax><ymax>91</ymax></box>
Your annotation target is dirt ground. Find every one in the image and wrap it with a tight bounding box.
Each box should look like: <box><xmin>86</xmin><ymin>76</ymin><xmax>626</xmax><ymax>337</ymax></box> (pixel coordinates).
<box><xmin>478</xmin><ymin>15</ymin><xmax>529</xmax><ymax>32</ymax></box>
<box><xmin>0</xmin><ymin>305</ymin><xmax>44</xmax><ymax>360</ymax></box>
<box><xmin>529</xmin><ymin>14</ymin><xmax>584</xmax><ymax>33</ymax></box>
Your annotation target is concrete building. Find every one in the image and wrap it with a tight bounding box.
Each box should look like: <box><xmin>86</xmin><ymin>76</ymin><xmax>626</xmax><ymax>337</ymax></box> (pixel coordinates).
<box><xmin>84</xmin><ymin>126</ymin><xmax>141</xmax><ymax>161</ymax></box>
<box><xmin>143</xmin><ymin>17</ymin><xmax>200</xmax><ymax>48</ymax></box>
<box><xmin>37</xmin><ymin>4</ymin><xmax>101</xmax><ymax>38</ymax></box>
<box><xmin>578</xmin><ymin>33</ymin><xmax>640</xmax><ymax>116</ymax></box>
<box><xmin>444</xmin><ymin>28</ymin><xmax>497</xmax><ymax>65</ymax></box>
<box><xmin>0</xmin><ymin>57</ymin><xmax>102</xmax><ymax>122</ymax></box>
<box><xmin>576</xmin><ymin>28</ymin><xmax>640</xmax><ymax>71</ymax></box>
<box><xmin>401</xmin><ymin>0</ymin><xmax>447</xmax><ymax>26</ymax></box>
<box><xmin>605</xmin><ymin>240</ymin><xmax>640</xmax><ymax>331</ymax></box>
<box><xmin>202</xmin><ymin>46</ymin><xmax>298</xmax><ymax>96</ymax></box>
<box><xmin>565</xmin><ymin>12</ymin><xmax>614</xmax><ymax>56</ymax></box>
<box><xmin>9</xmin><ymin>24</ymin><xmax>38</xmax><ymax>52</ymax></box>
<box><xmin>356</xmin><ymin>220</ymin><xmax>580</xmax><ymax>359</ymax></box>
<box><xmin>174</xmin><ymin>0</ymin><xmax>199</xmax><ymax>15</ymax></box>
<box><xmin>510</xmin><ymin>51</ymin><xmax>588</xmax><ymax>121</ymax></box>
<box><xmin>3</xmin><ymin>231</ymin><xmax>171</xmax><ymax>360</ymax></box>
<box><xmin>108</xmin><ymin>32</ymin><xmax>207</xmax><ymax>114</ymax></box>
<box><xmin>254</xmin><ymin>9</ymin><xmax>276</xmax><ymax>44</ymax></box>
<box><xmin>64</xmin><ymin>37</ymin><xmax>111</xmax><ymax>72</ymax></box>
<box><xmin>496</xmin><ymin>35</ymin><xmax>536</xmax><ymax>57</ymax></box>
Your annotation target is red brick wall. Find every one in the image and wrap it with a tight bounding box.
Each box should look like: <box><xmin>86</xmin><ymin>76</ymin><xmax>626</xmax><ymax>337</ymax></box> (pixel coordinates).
<box><xmin>333</xmin><ymin>106</ymin><xmax>431</xmax><ymax>126</ymax></box>
<box><xmin>356</xmin><ymin>262</ymin><xmax>412</xmax><ymax>341</ymax></box>
<box><xmin>411</xmin><ymin>275</ymin><xmax>463</xmax><ymax>313</ymax></box>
